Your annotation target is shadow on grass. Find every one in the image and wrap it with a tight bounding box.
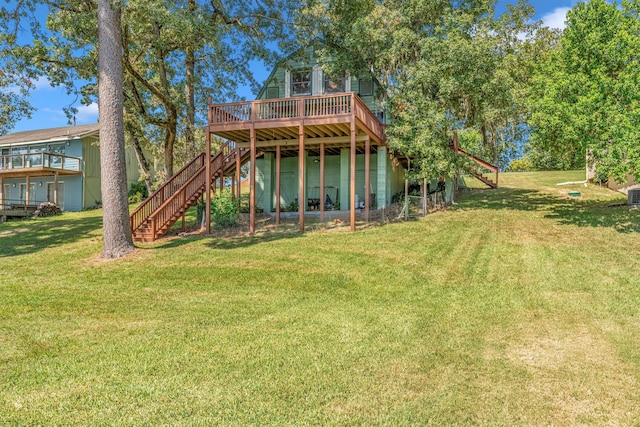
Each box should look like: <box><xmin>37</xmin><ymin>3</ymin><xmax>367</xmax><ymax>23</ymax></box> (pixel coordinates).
<box><xmin>150</xmin><ymin>226</ymin><xmax>304</xmax><ymax>250</ymax></box>
<box><xmin>457</xmin><ymin>187</ymin><xmax>640</xmax><ymax>234</ymax></box>
<box><xmin>0</xmin><ymin>215</ymin><xmax>102</xmax><ymax>257</ymax></box>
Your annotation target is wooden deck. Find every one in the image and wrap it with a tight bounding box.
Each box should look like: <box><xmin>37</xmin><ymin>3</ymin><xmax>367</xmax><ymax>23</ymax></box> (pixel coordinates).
<box><xmin>0</xmin><ymin>153</ymin><xmax>82</xmax><ymax>178</ymax></box>
<box><xmin>205</xmin><ymin>93</ymin><xmax>389</xmax><ymax>235</ymax></box>
<box><xmin>207</xmin><ymin>93</ymin><xmax>386</xmax><ymax>154</ymax></box>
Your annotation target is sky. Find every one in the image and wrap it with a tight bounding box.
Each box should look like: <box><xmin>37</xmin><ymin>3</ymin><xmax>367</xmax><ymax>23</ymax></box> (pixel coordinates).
<box><xmin>10</xmin><ymin>0</ymin><xmax>584</xmax><ymax>133</ymax></box>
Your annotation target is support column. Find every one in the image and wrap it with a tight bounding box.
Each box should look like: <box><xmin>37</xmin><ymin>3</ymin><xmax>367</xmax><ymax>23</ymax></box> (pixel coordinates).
<box><xmin>298</xmin><ymin>124</ymin><xmax>305</xmax><ymax>232</ymax></box>
<box><xmin>236</xmin><ymin>147</ymin><xmax>241</xmax><ymax>199</ymax></box>
<box><xmin>423</xmin><ymin>177</ymin><xmax>428</xmax><ymax>216</ymax></box>
<box><xmin>319</xmin><ymin>142</ymin><xmax>325</xmax><ymax>223</ymax></box>
<box><xmin>206</xmin><ymin>130</ymin><xmax>211</xmax><ymax>234</ymax></box>
<box><xmin>275</xmin><ymin>145</ymin><xmax>281</xmax><ymax>225</ymax></box>
<box><xmin>261</xmin><ymin>152</ymin><xmax>273</xmax><ymax>214</ymax></box>
<box><xmin>350</xmin><ymin>120</ymin><xmax>356</xmax><ymax>231</ymax></box>
<box><xmin>340</xmin><ymin>148</ymin><xmax>349</xmax><ymax>211</ymax></box>
<box><xmin>231</xmin><ymin>174</ymin><xmax>235</xmax><ymax>199</ymax></box>
<box><xmin>26</xmin><ymin>176</ymin><xmax>30</xmax><ymax>206</ymax></box>
<box><xmin>404</xmin><ymin>158</ymin><xmax>410</xmax><ymax>221</ymax></box>
<box><xmin>54</xmin><ymin>172</ymin><xmax>59</xmax><ymax>206</ymax></box>
<box><xmin>0</xmin><ymin>177</ymin><xmax>3</xmax><ymax>207</ymax></box>
<box><xmin>377</xmin><ymin>146</ymin><xmax>387</xmax><ymax>211</ymax></box>
<box><xmin>250</xmin><ymin>126</ymin><xmax>256</xmax><ymax>234</ymax></box>
<box><xmin>365</xmin><ymin>137</ymin><xmax>370</xmax><ymax>222</ymax></box>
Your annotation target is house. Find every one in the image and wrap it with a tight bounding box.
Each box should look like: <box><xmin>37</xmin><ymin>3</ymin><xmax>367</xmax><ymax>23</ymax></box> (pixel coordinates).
<box><xmin>129</xmin><ymin>48</ymin><xmax>496</xmax><ymax>241</ymax></box>
<box><xmin>586</xmin><ymin>151</ymin><xmax>640</xmax><ymax>199</ymax></box>
<box><xmin>0</xmin><ymin>124</ymin><xmax>139</xmax><ymax>214</ymax></box>
<box><xmin>204</xmin><ymin>48</ymin><xmax>411</xmax><ymax>234</ymax></box>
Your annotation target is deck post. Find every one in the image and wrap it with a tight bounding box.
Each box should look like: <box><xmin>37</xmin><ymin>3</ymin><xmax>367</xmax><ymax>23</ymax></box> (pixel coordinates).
<box><xmin>250</xmin><ymin>125</ymin><xmax>256</xmax><ymax>234</ymax></box>
<box><xmin>54</xmin><ymin>172</ymin><xmax>59</xmax><ymax>206</ymax></box>
<box><xmin>236</xmin><ymin>146</ymin><xmax>241</xmax><ymax>200</ymax></box>
<box><xmin>206</xmin><ymin>130</ymin><xmax>211</xmax><ymax>234</ymax></box>
<box><xmin>25</xmin><ymin>176</ymin><xmax>30</xmax><ymax>206</ymax></box>
<box><xmin>275</xmin><ymin>145</ymin><xmax>281</xmax><ymax>225</ymax></box>
<box><xmin>320</xmin><ymin>142</ymin><xmax>325</xmax><ymax>223</ymax></box>
<box><xmin>231</xmin><ymin>173</ymin><xmax>235</xmax><ymax>199</ymax></box>
<box><xmin>365</xmin><ymin>137</ymin><xmax>370</xmax><ymax>223</ymax></box>
<box><xmin>298</xmin><ymin>124</ymin><xmax>305</xmax><ymax>232</ymax></box>
<box><xmin>423</xmin><ymin>177</ymin><xmax>428</xmax><ymax>216</ymax></box>
<box><xmin>350</xmin><ymin>119</ymin><xmax>356</xmax><ymax>231</ymax></box>
<box><xmin>404</xmin><ymin>158</ymin><xmax>410</xmax><ymax>221</ymax></box>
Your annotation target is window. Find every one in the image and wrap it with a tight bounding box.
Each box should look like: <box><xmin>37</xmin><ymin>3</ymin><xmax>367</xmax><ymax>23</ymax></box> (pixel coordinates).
<box><xmin>48</xmin><ymin>144</ymin><xmax>66</xmax><ymax>168</ymax></box>
<box><xmin>29</xmin><ymin>145</ymin><xmax>46</xmax><ymax>167</ymax></box>
<box><xmin>324</xmin><ymin>75</ymin><xmax>346</xmax><ymax>94</ymax></box>
<box><xmin>291</xmin><ymin>70</ymin><xmax>312</xmax><ymax>96</ymax></box>
<box><xmin>359</xmin><ymin>79</ymin><xmax>373</xmax><ymax>96</ymax></box>
<box><xmin>266</xmin><ymin>87</ymin><xmax>279</xmax><ymax>99</ymax></box>
<box><xmin>0</xmin><ymin>148</ymin><xmax>9</xmax><ymax>170</ymax></box>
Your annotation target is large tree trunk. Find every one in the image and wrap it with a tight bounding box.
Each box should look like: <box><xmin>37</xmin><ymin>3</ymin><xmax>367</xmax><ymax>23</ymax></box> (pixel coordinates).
<box><xmin>98</xmin><ymin>0</ymin><xmax>134</xmax><ymax>259</ymax></box>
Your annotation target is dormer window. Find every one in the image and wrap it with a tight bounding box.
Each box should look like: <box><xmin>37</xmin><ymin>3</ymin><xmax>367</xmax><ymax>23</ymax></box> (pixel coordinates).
<box><xmin>324</xmin><ymin>75</ymin><xmax>346</xmax><ymax>94</ymax></box>
<box><xmin>291</xmin><ymin>70</ymin><xmax>312</xmax><ymax>96</ymax></box>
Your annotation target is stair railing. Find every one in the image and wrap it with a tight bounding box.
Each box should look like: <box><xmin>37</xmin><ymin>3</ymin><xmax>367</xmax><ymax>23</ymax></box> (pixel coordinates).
<box><xmin>145</xmin><ymin>165</ymin><xmax>208</xmax><ymax>240</ymax></box>
<box><xmin>130</xmin><ymin>152</ymin><xmax>206</xmax><ymax>234</ymax></box>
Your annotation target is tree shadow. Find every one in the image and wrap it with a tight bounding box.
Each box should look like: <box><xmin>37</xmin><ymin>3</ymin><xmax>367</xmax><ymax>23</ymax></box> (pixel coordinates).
<box><xmin>150</xmin><ymin>226</ymin><xmax>305</xmax><ymax>250</ymax></box>
<box><xmin>0</xmin><ymin>215</ymin><xmax>102</xmax><ymax>258</ymax></box>
<box><xmin>545</xmin><ymin>202</ymin><xmax>640</xmax><ymax>233</ymax></box>
<box><xmin>457</xmin><ymin>187</ymin><xmax>639</xmax><ymax>234</ymax></box>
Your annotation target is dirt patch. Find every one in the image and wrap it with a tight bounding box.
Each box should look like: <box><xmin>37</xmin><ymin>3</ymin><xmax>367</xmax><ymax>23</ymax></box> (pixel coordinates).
<box><xmin>505</xmin><ymin>321</ymin><xmax>638</xmax><ymax>425</ymax></box>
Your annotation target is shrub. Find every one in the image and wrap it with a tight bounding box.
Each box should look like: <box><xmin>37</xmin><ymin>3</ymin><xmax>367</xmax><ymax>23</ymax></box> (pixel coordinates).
<box><xmin>211</xmin><ymin>190</ymin><xmax>239</xmax><ymax>229</ymax></box>
<box><xmin>508</xmin><ymin>158</ymin><xmax>535</xmax><ymax>172</ymax></box>
<box><xmin>128</xmin><ymin>181</ymin><xmax>149</xmax><ymax>204</ymax></box>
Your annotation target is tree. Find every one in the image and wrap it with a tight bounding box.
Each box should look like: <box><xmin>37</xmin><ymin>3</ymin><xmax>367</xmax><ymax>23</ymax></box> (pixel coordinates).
<box><xmin>98</xmin><ymin>0</ymin><xmax>134</xmax><ymax>259</ymax></box>
<box><xmin>529</xmin><ymin>0</ymin><xmax>640</xmax><ymax>182</ymax></box>
<box><xmin>296</xmin><ymin>0</ymin><xmax>542</xmax><ymax>178</ymax></box>
<box><xmin>0</xmin><ymin>6</ymin><xmax>40</xmax><ymax>134</ymax></box>
<box><xmin>2</xmin><ymin>0</ymin><xmax>295</xmax><ymax>182</ymax></box>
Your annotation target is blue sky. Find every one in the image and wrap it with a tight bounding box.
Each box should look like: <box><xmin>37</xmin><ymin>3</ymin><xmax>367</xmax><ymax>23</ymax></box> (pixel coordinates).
<box><xmin>11</xmin><ymin>0</ymin><xmax>583</xmax><ymax>133</ymax></box>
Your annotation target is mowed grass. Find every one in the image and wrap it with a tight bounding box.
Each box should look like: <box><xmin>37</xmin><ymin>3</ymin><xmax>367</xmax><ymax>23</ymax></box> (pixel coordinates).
<box><xmin>1</xmin><ymin>171</ymin><xmax>640</xmax><ymax>425</ymax></box>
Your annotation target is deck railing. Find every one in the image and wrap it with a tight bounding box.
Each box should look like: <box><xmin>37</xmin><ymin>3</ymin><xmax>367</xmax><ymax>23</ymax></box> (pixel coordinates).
<box><xmin>209</xmin><ymin>93</ymin><xmax>378</xmax><ymax>126</ymax></box>
<box><xmin>0</xmin><ymin>152</ymin><xmax>82</xmax><ymax>173</ymax></box>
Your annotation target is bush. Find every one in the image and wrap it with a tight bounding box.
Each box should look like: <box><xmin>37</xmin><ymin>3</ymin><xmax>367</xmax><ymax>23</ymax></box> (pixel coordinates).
<box><xmin>508</xmin><ymin>158</ymin><xmax>534</xmax><ymax>172</ymax></box>
<box><xmin>211</xmin><ymin>190</ymin><xmax>239</xmax><ymax>229</ymax></box>
<box><xmin>128</xmin><ymin>181</ymin><xmax>149</xmax><ymax>204</ymax></box>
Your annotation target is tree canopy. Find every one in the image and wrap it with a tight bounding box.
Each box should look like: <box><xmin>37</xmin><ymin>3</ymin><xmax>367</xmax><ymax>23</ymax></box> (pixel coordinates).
<box><xmin>296</xmin><ymin>0</ymin><xmax>545</xmax><ymax>179</ymax></box>
<box><xmin>529</xmin><ymin>0</ymin><xmax>640</xmax><ymax>182</ymax></box>
<box><xmin>1</xmin><ymin>0</ymin><xmax>295</xmax><ymax>181</ymax></box>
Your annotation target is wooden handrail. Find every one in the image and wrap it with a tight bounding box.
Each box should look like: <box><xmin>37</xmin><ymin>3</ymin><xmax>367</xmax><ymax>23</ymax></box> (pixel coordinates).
<box><xmin>130</xmin><ymin>152</ymin><xmax>205</xmax><ymax>234</ymax></box>
<box><xmin>209</xmin><ymin>93</ymin><xmax>383</xmax><ymax>126</ymax></box>
<box><xmin>130</xmin><ymin>140</ymin><xmax>246</xmax><ymax>240</ymax></box>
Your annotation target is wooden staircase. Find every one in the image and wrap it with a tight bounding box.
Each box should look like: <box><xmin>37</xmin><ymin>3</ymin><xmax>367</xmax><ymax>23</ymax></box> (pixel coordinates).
<box><xmin>450</xmin><ymin>132</ymin><xmax>498</xmax><ymax>189</ymax></box>
<box><xmin>130</xmin><ymin>141</ymin><xmax>247</xmax><ymax>242</ymax></box>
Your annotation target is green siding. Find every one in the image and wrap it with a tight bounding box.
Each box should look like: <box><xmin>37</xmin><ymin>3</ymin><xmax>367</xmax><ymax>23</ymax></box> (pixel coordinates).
<box><xmin>82</xmin><ymin>136</ymin><xmax>101</xmax><ymax>209</ymax></box>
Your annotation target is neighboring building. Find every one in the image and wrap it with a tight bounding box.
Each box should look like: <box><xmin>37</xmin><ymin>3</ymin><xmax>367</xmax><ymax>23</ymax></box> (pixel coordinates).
<box><xmin>0</xmin><ymin>124</ymin><xmax>139</xmax><ymax>212</ymax></box>
<box><xmin>586</xmin><ymin>150</ymin><xmax>640</xmax><ymax>195</ymax></box>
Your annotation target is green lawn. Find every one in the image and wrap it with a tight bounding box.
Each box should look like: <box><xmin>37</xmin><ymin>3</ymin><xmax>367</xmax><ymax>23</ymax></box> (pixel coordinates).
<box><xmin>1</xmin><ymin>171</ymin><xmax>639</xmax><ymax>425</ymax></box>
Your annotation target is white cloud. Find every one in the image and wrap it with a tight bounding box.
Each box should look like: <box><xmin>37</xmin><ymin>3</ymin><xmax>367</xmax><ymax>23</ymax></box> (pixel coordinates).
<box><xmin>31</xmin><ymin>76</ymin><xmax>54</xmax><ymax>91</ymax></box>
<box><xmin>542</xmin><ymin>7</ymin><xmax>571</xmax><ymax>30</ymax></box>
<box><xmin>75</xmin><ymin>103</ymin><xmax>98</xmax><ymax>123</ymax></box>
